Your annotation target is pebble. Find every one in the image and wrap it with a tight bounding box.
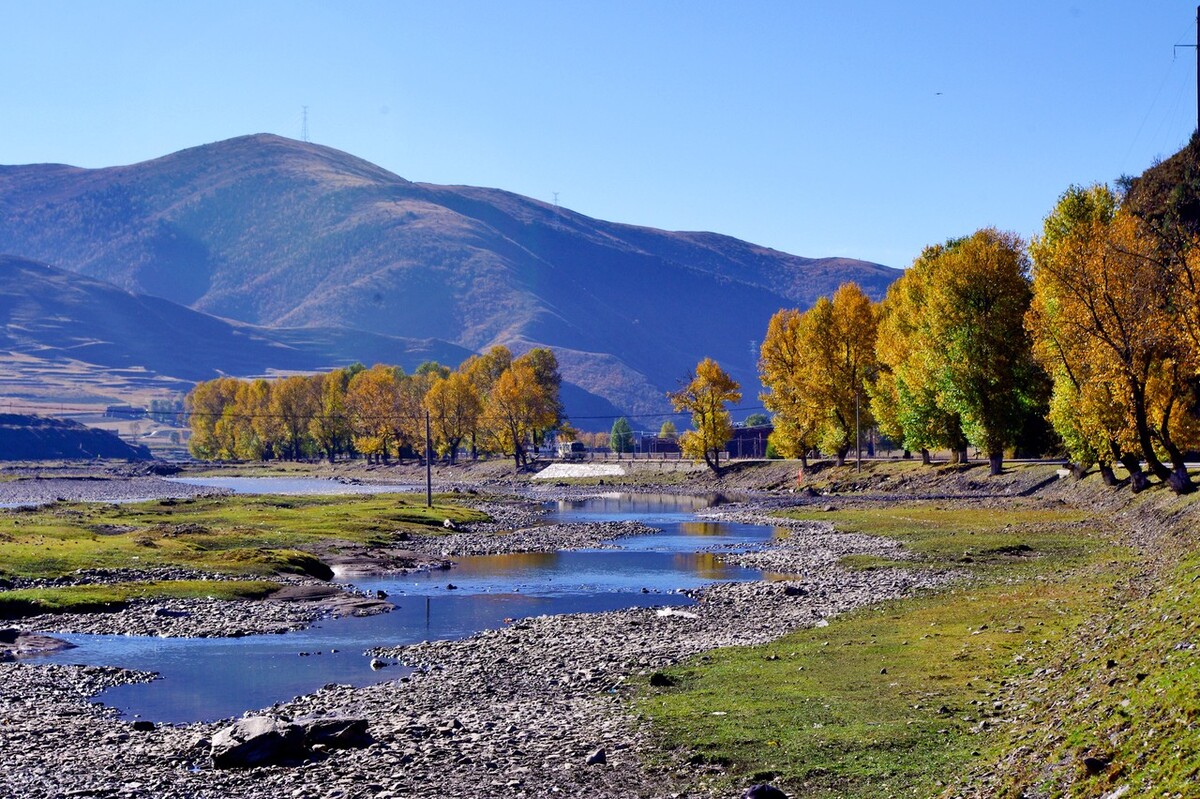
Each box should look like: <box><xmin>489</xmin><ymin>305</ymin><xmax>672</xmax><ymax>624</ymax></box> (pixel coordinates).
<box><xmin>0</xmin><ymin>477</ymin><xmax>951</xmax><ymax>798</ymax></box>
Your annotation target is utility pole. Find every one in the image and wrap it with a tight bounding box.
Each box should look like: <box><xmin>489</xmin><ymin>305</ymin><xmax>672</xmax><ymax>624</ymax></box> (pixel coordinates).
<box><xmin>855</xmin><ymin>389</ymin><xmax>861</xmax><ymax>472</ymax></box>
<box><xmin>1175</xmin><ymin>8</ymin><xmax>1200</xmax><ymax>133</ymax></box>
<box><xmin>301</xmin><ymin>106</ymin><xmax>309</xmax><ymax>143</ymax></box>
<box><xmin>425</xmin><ymin>409</ymin><xmax>433</xmax><ymax>508</ymax></box>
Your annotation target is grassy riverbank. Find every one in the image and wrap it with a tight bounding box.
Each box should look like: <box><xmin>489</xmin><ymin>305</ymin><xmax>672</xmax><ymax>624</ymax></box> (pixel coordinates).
<box><xmin>638</xmin><ymin>478</ymin><xmax>1155</xmax><ymax>797</ymax></box>
<box><xmin>0</xmin><ymin>492</ymin><xmax>488</xmax><ymax>614</ymax></box>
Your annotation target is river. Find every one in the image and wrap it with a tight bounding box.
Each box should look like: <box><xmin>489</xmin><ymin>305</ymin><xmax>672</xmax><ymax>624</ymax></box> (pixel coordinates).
<box><xmin>39</xmin><ymin>484</ymin><xmax>781</xmax><ymax>723</ymax></box>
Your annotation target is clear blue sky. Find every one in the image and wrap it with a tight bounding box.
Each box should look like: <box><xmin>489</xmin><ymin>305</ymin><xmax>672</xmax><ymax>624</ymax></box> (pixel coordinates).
<box><xmin>3</xmin><ymin>1</ymin><xmax>1198</xmax><ymax>268</ymax></box>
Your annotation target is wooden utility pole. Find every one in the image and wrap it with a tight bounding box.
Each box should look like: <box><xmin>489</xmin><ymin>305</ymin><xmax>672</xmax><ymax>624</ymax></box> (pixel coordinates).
<box><xmin>425</xmin><ymin>409</ymin><xmax>433</xmax><ymax>508</ymax></box>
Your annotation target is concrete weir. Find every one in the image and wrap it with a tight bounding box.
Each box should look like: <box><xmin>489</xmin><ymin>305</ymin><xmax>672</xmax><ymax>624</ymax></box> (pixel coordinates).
<box><xmin>532</xmin><ymin>463</ymin><xmax>627</xmax><ymax>480</ymax></box>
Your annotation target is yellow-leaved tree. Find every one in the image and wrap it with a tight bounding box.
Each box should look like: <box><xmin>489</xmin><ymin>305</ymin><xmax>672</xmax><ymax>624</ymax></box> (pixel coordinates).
<box><xmin>670</xmin><ymin>357</ymin><xmax>741</xmax><ymax>474</ymax></box>
<box><xmin>1028</xmin><ymin>184</ymin><xmax>1199</xmax><ymax>492</ymax></box>
<box><xmin>759</xmin><ymin>282</ymin><xmax>877</xmax><ymax>466</ymax></box>
<box><xmin>345</xmin><ymin>364</ymin><xmax>402</xmax><ymax>463</ymax></box>
<box><xmin>482</xmin><ymin>360</ymin><xmax>556</xmax><ymax>470</ymax></box>
<box><xmin>424</xmin><ymin>371</ymin><xmax>482</xmax><ymax>464</ymax></box>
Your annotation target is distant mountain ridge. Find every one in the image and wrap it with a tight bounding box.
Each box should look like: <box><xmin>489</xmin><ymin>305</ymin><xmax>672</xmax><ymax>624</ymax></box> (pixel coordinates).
<box><xmin>0</xmin><ymin>134</ymin><xmax>900</xmax><ymax>415</ymax></box>
<box><xmin>0</xmin><ymin>255</ymin><xmax>624</xmax><ymax>419</ymax></box>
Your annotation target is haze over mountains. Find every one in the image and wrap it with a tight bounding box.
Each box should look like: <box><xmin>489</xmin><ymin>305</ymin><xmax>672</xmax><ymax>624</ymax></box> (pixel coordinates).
<box><xmin>0</xmin><ymin>134</ymin><xmax>899</xmax><ymax>418</ymax></box>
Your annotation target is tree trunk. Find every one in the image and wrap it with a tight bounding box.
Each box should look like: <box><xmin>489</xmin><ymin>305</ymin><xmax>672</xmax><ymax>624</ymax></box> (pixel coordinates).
<box><xmin>902</xmin><ymin>449</ymin><xmax>912</xmax><ymax>460</ymax></box>
<box><xmin>920</xmin><ymin>449</ymin><xmax>931</xmax><ymax>465</ymax></box>
<box><xmin>1098</xmin><ymin>462</ymin><xmax>1118</xmax><ymax>486</ymax></box>
<box><xmin>1069</xmin><ymin>462</ymin><xmax>1089</xmax><ymax>480</ymax></box>
<box><xmin>957</xmin><ymin>448</ymin><xmax>969</xmax><ymax>464</ymax></box>
<box><xmin>1168</xmin><ymin>464</ymin><xmax>1196</xmax><ymax>495</ymax></box>
<box><xmin>1130</xmin><ymin>471</ymin><xmax>1151</xmax><ymax>493</ymax></box>
<box><xmin>799</xmin><ymin>452</ymin><xmax>809</xmax><ymax>469</ymax></box>
<box><xmin>988</xmin><ymin>451</ymin><xmax>1003</xmax><ymax>476</ymax></box>
<box><xmin>1131</xmin><ymin>390</ymin><xmax>1171</xmax><ymax>480</ymax></box>
<box><xmin>835</xmin><ymin>449</ymin><xmax>847</xmax><ymax>467</ymax></box>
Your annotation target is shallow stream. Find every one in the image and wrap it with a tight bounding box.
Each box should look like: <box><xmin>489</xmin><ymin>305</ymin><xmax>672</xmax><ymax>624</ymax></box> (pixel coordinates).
<box><xmin>40</xmin><ymin>487</ymin><xmax>781</xmax><ymax>723</ymax></box>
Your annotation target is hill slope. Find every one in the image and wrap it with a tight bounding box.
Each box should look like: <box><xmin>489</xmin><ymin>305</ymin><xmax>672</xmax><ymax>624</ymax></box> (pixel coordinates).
<box><xmin>0</xmin><ymin>256</ymin><xmax>623</xmax><ymax>420</ymax></box>
<box><xmin>0</xmin><ymin>414</ymin><xmax>150</xmax><ymax>460</ymax></box>
<box><xmin>0</xmin><ymin>135</ymin><xmax>900</xmax><ymax>414</ymax></box>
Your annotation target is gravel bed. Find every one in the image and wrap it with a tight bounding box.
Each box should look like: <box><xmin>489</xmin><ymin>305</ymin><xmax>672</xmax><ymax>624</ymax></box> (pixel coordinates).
<box><xmin>409</xmin><ymin>520</ymin><xmax>662</xmax><ymax>557</ymax></box>
<box><xmin>0</xmin><ymin>516</ymin><xmax>954</xmax><ymax>798</ymax></box>
<box><xmin>0</xmin><ymin>476</ymin><xmax>226</xmax><ymax>506</ymax></box>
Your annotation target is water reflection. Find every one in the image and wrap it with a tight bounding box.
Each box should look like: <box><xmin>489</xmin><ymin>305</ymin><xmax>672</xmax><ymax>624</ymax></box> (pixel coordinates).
<box><xmin>678</xmin><ymin>521</ymin><xmax>727</xmax><ymax>537</ymax></box>
<box><xmin>675</xmin><ymin>552</ymin><xmax>733</xmax><ymax>580</ymax></box>
<box><xmin>39</xmin><ymin>491</ymin><xmax>777</xmax><ymax>723</ymax></box>
<box><xmin>551</xmin><ymin>493</ymin><xmax>717</xmax><ymax>522</ymax></box>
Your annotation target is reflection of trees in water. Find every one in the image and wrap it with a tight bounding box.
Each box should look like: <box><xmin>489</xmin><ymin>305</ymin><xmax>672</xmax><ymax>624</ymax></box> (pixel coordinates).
<box><xmin>673</xmin><ymin>552</ymin><xmax>730</xmax><ymax>580</ymax></box>
<box><xmin>453</xmin><ymin>552</ymin><xmax>560</xmax><ymax>576</ymax></box>
<box><xmin>678</xmin><ymin>521</ymin><xmax>728</xmax><ymax>537</ymax></box>
<box><xmin>555</xmin><ymin>493</ymin><xmax>712</xmax><ymax>515</ymax></box>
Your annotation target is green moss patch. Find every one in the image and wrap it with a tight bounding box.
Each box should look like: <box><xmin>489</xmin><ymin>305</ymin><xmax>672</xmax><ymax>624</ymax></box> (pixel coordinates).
<box><xmin>0</xmin><ymin>492</ymin><xmax>489</xmax><ymax>581</ymax></box>
<box><xmin>0</xmin><ymin>579</ymin><xmax>280</xmax><ymax>616</ymax></box>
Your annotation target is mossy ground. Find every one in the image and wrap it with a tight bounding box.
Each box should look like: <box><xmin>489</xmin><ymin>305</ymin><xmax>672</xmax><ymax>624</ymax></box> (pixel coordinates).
<box><xmin>639</xmin><ymin>496</ymin><xmax>1128</xmax><ymax>797</ymax></box>
<box><xmin>0</xmin><ymin>492</ymin><xmax>488</xmax><ymax>613</ymax></box>
<box><xmin>0</xmin><ymin>579</ymin><xmax>280</xmax><ymax>615</ymax></box>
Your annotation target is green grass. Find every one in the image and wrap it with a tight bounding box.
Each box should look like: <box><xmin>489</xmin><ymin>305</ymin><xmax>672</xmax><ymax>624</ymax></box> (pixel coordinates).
<box><xmin>0</xmin><ymin>492</ymin><xmax>488</xmax><ymax>581</ymax></box>
<box><xmin>0</xmin><ymin>579</ymin><xmax>280</xmax><ymax>615</ymax></box>
<box><xmin>639</xmin><ymin>502</ymin><xmax>1126</xmax><ymax>797</ymax></box>
<box><xmin>776</xmin><ymin>503</ymin><xmax>1097</xmax><ymax>577</ymax></box>
<box><xmin>986</xmin><ymin>545</ymin><xmax>1200</xmax><ymax>797</ymax></box>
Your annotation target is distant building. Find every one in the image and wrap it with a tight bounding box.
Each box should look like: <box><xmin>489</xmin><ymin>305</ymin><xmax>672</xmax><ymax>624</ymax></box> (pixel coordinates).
<box><xmin>727</xmin><ymin>424</ymin><xmax>772</xmax><ymax>459</ymax></box>
<box><xmin>638</xmin><ymin>434</ymin><xmax>681</xmax><ymax>455</ymax></box>
<box><xmin>104</xmin><ymin>405</ymin><xmax>147</xmax><ymax>420</ymax></box>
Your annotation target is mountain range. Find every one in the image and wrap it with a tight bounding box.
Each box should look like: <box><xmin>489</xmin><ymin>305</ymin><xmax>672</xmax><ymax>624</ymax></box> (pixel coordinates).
<box><xmin>0</xmin><ymin>134</ymin><xmax>900</xmax><ymax>420</ymax></box>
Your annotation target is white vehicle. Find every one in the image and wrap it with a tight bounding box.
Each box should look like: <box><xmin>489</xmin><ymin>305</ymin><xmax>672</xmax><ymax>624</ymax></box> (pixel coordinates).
<box><xmin>556</xmin><ymin>441</ymin><xmax>587</xmax><ymax>460</ymax></box>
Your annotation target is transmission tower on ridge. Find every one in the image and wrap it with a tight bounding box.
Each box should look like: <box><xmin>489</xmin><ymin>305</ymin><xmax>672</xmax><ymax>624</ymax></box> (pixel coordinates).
<box><xmin>301</xmin><ymin>106</ymin><xmax>310</xmax><ymax>143</ymax></box>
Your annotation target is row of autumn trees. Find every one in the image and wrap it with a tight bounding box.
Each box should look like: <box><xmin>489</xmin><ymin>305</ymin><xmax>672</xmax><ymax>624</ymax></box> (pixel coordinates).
<box><xmin>762</xmin><ymin>231</ymin><xmax>1044</xmax><ymax>477</ymax></box>
<box><xmin>186</xmin><ymin>347</ymin><xmax>564</xmax><ymax>468</ymax></box>
<box><xmin>759</xmin><ymin>134</ymin><xmax>1200</xmax><ymax>494</ymax></box>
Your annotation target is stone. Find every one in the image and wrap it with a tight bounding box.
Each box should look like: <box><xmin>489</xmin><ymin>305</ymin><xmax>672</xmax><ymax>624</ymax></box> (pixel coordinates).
<box><xmin>1082</xmin><ymin>755</ymin><xmax>1111</xmax><ymax>776</ymax></box>
<box><xmin>370</xmin><ymin>658</ymin><xmax>388</xmax><ymax>670</ymax></box>
<box><xmin>297</xmin><ymin>716</ymin><xmax>371</xmax><ymax>749</ymax></box>
<box><xmin>648</xmin><ymin>672</ymin><xmax>676</xmax><ymax>688</ymax></box>
<box><xmin>210</xmin><ymin>716</ymin><xmax>304</xmax><ymax>768</ymax></box>
<box><xmin>131</xmin><ymin>720</ymin><xmax>155</xmax><ymax>732</ymax></box>
<box><xmin>585</xmin><ymin>748</ymin><xmax>607</xmax><ymax>765</ymax></box>
<box><xmin>743</xmin><ymin>785</ymin><xmax>787</xmax><ymax>799</ymax></box>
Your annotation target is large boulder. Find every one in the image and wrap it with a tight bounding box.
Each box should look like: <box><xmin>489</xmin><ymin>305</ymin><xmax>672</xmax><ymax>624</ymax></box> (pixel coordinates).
<box><xmin>296</xmin><ymin>716</ymin><xmax>371</xmax><ymax>749</ymax></box>
<box><xmin>0</xmin><ymin>629</ymin><xmax>77</xmax><ymax>658</ymax></box>
<box><xmin>210</xmin><ymin>716</ymin><xmax>305</xmax><ymax>768</ymax></box>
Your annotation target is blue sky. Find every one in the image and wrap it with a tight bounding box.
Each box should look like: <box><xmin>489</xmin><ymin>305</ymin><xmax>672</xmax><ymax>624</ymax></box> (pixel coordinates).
<box><xmin>2</xmin><ymin>1</ymin><xmax>1198</xmax><ymax>268</ymax></box>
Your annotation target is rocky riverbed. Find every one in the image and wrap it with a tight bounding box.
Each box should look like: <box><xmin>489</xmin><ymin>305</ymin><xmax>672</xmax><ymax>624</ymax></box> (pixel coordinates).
<box><xmin>0</xmin><ymin>473</ymin><xmax>226</xmax><ymax>506</ymax></box>
<box><xmin>0</xmin><ymin>491</ymin><xmax>952</xmax><ymax>798</ymax></box>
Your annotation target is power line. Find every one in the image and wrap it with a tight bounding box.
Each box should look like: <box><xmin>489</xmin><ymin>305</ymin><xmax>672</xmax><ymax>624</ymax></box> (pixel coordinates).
<box><xmin>0</xmin><ymin>404</ymin><xmax>770</xmax><ymax>424</ymax></box>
